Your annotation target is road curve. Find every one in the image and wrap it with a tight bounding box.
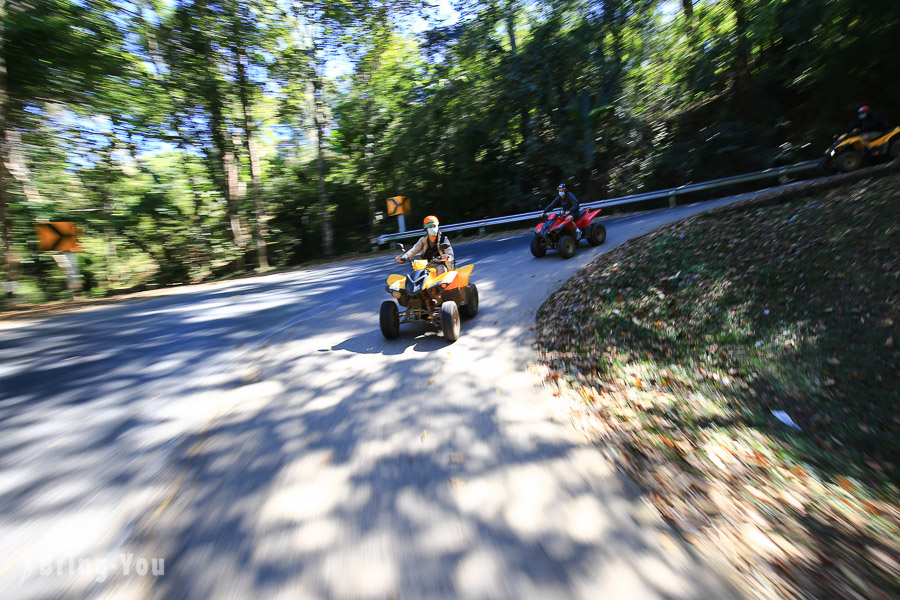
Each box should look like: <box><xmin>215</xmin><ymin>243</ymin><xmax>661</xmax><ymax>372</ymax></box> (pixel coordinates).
<box><xmin>0</xmin><ymin>194</ymin><xmax>763</xmax><ymax>599</ymax></box>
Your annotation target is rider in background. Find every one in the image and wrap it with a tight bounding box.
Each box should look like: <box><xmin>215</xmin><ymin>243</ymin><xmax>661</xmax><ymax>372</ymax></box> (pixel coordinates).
<box><xmin>395</xmin><ymin>215</ymin><xmax>455</xmax><ymax>275</ymax></box>
<box><xmin>847</xmin><ymin>105</ymin><xmax>888</xmax><ymax>149</ymax></box>
<box><xmin>542</xmin><ymin>183</ymin><xmax>583</xmax><ymax>235</ymax></box>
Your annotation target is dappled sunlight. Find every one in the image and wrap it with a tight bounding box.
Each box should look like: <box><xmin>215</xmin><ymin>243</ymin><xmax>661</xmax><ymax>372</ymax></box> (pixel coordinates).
<box><xmin>260</xmin><ymin>470</ymin><xmax>361</xmax><ymax>525</ymax></box>
<box><xmin>454</xmin><ymin>548</ymin><xmax>510</xmax><ymax>598</ymax></box>
<box><xmin>1</xmin><ymin>230</ymin><xmax>736</xmax><ymax>598</ymax></box>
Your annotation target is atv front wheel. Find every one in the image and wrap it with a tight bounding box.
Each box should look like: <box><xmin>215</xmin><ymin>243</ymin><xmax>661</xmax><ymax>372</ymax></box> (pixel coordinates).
<box><xmin>530</xmin><ymin>236</ymin><xmax>547</xmax><ymax>257</ymax></box>
<box><xmin>441</xmin><ymin>301</ymin><xmax>461</xmax><ymax>342</ymax></box>
<box><xmin>818</xmin><ymin>158</ymin><xmax>837</xmax><ymax>175</ymax></box>
<box><xmin>836</xmin><ymin>150</ymin><xmax>862</xmax><ymax>173</ymax></box>
<box><xmin>380</xmin><ymin>300</ymin><xmax>399</xmax><ymax>339</ymax></box>
<box><xmin>586</xmin><ymin>223</ymin><xmax>606</xmax><ymax>246</ymax></box>
<box><xmin>558</xmin><ymin>234</ymin><xmax>577</xmax><ymax>259</ymax></box>
<box><xmin>460</xmin><ymin>284</ymin><xmax>478</xmax><ymax>318</ymax></box>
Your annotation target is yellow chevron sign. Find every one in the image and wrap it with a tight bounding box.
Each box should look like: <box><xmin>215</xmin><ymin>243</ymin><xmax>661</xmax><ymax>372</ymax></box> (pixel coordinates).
<box><xmin>36</xmin><ymin>222</ymin><xmax>82</xmax><ymax>252</ymax></box>
<box><xmin>386</xmin><ymin>196</ymin><xmax>411</xmax><ymax>216</ymax></box>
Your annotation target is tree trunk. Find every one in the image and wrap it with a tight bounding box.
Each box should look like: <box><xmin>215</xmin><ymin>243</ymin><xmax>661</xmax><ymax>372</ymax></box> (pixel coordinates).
<box><xmin>0</xmin><ymin>1</ymin><xmax>13</xmax><ymax>302</ymax></box>
<box><xmin>102</xmin><ymin>147</ymin><xmax>118</xmax><ymax>285</ymax></box>
<box><xmin>199</xmin><ymin>0</ymin><xmax>245</xmax><ymax>271</ymax></box>
<box><xmin>505</xmin><ymin>0</ymin><xmax>517</xmax><ymax>54</ymax></box>
<box><xmin>137</xmin><ymin>4</ymin><xmax>211</xmax><ymax>279</ymax></box>
<box><xmin>682</xmin><ymin>0</ymin><xmax>698</xmax><ymax>45</ymax></box>
<box><xmin>682</xmin><ymin>0</ymin><xmax>694</xmax><ymax>29</ymax></box>
<box><xmin>0</xmin><ymin>145</ymin><xmax>10</xmax><ymax>302</ymax></box>
<box><xmin>312</xmin><ymin>54</ymin><xmax>333</xmax><ymax>258</ymax></box>
<box><xmin>363</xmin><ymin>103</ymin><xmax>376</xmax><ymax>244</ymax></box>
<box><xmin>359</xmin><ymin>47</ymin><xmax>384</xmax><ymax>244</ymax></box>
<box><xmin>730</xmin><ymin>0</ymin><xmax>754</xmax><ymax>99</ymax></box>
<box><xmin>236</xmin><ymin>47</ymin><xmax>268</xmax><ymax>269</ymax></box>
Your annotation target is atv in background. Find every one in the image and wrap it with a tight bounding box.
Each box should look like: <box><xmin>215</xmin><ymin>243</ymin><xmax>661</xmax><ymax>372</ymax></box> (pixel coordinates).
<box><xmin>531</xmin><ymin>209</ymin><xmax>605</xmax><ymax>259</ymax></box>
<box><xmin>820</xmin><ymin>126</ymin><xmax>900</xmax><ymax>174</ymax></box>
<box><xmin>380</xmin><ymin>247</ymin><xmax>478</xmax><ymax>343</ymax></box>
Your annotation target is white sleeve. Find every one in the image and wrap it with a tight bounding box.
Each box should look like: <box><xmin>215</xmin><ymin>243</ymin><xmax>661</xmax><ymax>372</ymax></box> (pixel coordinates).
<box><xmin>401</xmin><ymin>237</ymin><xmax>425</xmax><ymax>261</ymax></box>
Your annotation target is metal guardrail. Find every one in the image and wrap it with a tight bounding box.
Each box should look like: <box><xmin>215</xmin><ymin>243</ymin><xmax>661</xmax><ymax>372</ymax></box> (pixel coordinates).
<box><xmin>375</xmin><ymin>160</ymin><xmax>821</xmax><ymax>245</ymax></box>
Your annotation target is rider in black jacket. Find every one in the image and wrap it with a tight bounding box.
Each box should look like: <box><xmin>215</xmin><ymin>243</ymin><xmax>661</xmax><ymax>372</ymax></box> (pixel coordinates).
<box><xmin>847</xmin><ymin>105</ymin><xmax>889</xmax><ymax>148</ymax></box>
<box><xmin>542</xmin><ymin>184</ymin><xmax>582</xmax><ymax>227</ymax></box>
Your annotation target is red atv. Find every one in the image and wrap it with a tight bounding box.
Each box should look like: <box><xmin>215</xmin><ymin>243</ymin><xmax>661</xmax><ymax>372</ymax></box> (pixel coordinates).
<box><xmin>530</xmin><ymin>208</ymin><xmax>606</xmax><ymax>258</ymax></box>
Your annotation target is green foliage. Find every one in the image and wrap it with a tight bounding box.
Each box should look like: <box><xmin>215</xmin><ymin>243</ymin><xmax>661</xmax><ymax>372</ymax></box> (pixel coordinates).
<box><xmin>3</xmin><ymin>0</ymin><xmax>900</xmax><ymax>304</ymax></box>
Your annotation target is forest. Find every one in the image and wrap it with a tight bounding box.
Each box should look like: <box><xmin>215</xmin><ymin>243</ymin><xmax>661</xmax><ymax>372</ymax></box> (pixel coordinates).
<box><xmin>1</xmin><ymin>0</ymin><xmax>898</xmax><ymax>304</ymax></box>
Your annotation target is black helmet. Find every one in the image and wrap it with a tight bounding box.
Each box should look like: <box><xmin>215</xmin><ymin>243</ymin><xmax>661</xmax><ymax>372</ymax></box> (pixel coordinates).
<box><xmin>557</xmin><ymin>183</ymin><xmax>567</xmax><ymax>190</ymax></box>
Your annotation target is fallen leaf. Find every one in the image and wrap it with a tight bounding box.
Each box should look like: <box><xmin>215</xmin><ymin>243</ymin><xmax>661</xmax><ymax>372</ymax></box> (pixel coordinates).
<box><xmin>836</xmin><ymin>476</ymin><xmax>856</xmax><ymax>491</ymax></box>
<box><xmin>427</xmin><ymin>378</ymin><xmax>434</xmax><ymax>385</ymax></box>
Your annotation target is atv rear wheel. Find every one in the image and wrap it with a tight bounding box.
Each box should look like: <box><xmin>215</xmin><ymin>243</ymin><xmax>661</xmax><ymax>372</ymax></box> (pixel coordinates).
<box><xmin>836</xmin><ymin>150</ymin><xmax>863</xmax><ymax>173</ymax></box>
<box><xmin>380</xmin><ymin>300</ymin><xmax>399</xmax><ymax>339</ymax></box>
<box><xmin>558</xmin><ymin>234</ymin><xmax>577</xmax><ymax>259</ymax></box>
<box><xmin>530</xmin><ymin>236</ymin><xmax>547</xmax><ymax>257</ymax></box>
<box><xmin>890</xmin><ymin>139</ymin><xmax>900</xmax><ymax>160</ymax></box>
<box><xmin>586</xmin><ymin>223</ymin><xmax>606</xmax><ymax>246</ymax></box>
<box><xmin>441</xmin><ymin>301</ymin><xmax>460</xmax><ymax>342</ymax></box>
<box><xmin>460</xmin><ymin>284</ymin><xmax>478</xmax><ymax>318</ymax></box>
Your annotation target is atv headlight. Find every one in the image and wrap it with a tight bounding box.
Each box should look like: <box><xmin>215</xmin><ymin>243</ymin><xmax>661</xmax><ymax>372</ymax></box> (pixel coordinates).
<box><xmin>830</xmin><ymin>150</ymin><xmax>835</xmax><ymax>156</ymax></box>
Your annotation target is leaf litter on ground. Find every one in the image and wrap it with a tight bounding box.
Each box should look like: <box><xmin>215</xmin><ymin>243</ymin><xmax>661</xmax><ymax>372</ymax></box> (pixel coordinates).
<box><xmin>536</xmin><ymin>172</ymin><xmax>900</xmax><ymax>599</ymax></box>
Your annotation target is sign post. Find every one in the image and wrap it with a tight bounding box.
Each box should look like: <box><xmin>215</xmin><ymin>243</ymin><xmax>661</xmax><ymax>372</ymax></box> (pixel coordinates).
<box><xmin>386</xmin><ymin>196</ymin><xmax>411</xmax><ymax>235</ymax></box>
<box><xmin>52</xmin><ymin>253</ymin><xmax>82</xmax><ymax>291</ymax></box>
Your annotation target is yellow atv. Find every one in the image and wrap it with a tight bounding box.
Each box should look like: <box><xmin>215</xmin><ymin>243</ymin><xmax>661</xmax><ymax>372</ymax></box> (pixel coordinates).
<box><xmin>381</xmin><ymin>255</ymin><xmax>478</xmax><ymax>342</ymax></box>
<box><xmin>820</xmin><ymin>126</ymin><xmax>900</xmax><ymax>174</ymax></box>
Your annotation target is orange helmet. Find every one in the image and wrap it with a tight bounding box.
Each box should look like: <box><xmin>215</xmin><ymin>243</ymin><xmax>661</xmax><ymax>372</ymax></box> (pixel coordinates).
<box><xmin>423</xmin><ymin>215</ymin><xmax>439</xmax><ymax>234</ymax></box>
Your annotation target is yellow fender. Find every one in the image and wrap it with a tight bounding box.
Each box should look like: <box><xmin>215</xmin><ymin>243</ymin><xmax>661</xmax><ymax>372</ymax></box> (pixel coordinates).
<box><xmin>445</xmin><ymin>264</ymin><xmax>473</xmax><ymax>291</ymax></box>
<box><xmin>386</xmin><ymin>274</ymin><xmax>405</xmax><ymax>291</ymax></box>
<box><xmin>425</xmin><ymin>269</ymin><xmax>456</xmax><ymax>289</ymax></box>
<box><xmin>873</xmin><ymin>126</ymin><xmax>900</xmax><ymax>148</ymax></box>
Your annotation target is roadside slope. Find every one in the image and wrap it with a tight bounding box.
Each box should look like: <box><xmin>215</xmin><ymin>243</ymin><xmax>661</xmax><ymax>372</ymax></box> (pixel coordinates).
<box><xmin>537</xmin><ymin>173</ymin><xmax>900</xmax><ymax>599</ymax></box>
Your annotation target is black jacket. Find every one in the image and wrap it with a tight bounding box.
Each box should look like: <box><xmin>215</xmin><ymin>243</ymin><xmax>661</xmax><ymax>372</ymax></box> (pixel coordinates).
<box><xmin>543</xmin><ymin>191</ymin><xmax>579</xmax><ymax>216</ymax></box>
<box><xmin>848</xmin><ymin>111</ymin><xmax>888</xmax><ymax>135</ymax></box>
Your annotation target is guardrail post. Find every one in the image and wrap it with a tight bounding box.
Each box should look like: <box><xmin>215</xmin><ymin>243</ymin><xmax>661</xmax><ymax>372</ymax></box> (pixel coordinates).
<box><xmin>478</xmin><ymin>227</ymin><xmax>485</xmax><ymax>236</ymax></box>
<box><xmin>668</xmin><ymin>193</ymin><xmax>677</xmax><ymax>208</ymax></box>
<box><xmin>777</xmin><ymin>167</ymin><xmax>789</xmax><ymax>185</ymax></box>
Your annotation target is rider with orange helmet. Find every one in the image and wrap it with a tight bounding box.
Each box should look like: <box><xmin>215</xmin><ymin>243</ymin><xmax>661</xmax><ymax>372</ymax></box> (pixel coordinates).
<box><xmin>395</xmin><ymin>215</ymin><xmax>455</xmax><ymax>274</ymax></box>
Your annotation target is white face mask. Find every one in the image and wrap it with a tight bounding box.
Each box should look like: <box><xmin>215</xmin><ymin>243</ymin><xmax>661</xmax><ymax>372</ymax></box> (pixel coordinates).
<box><xmin>558</xmin><ymin>190</ymin><xmax>565</xmax><ymax>196</ymax></box>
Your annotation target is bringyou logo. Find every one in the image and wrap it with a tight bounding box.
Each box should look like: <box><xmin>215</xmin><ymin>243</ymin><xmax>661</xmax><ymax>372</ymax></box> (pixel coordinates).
<box><xmin>19</xmin><ymin>553</ymin><xmax>164</xmax><ymax>584</ymax></box>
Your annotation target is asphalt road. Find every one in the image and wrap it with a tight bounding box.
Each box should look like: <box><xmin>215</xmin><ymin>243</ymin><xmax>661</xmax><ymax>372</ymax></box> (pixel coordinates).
<box><xmin>0</xmin><ymin>195</ymin><xmax>762</xmax><ymax>599</ymax></box>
